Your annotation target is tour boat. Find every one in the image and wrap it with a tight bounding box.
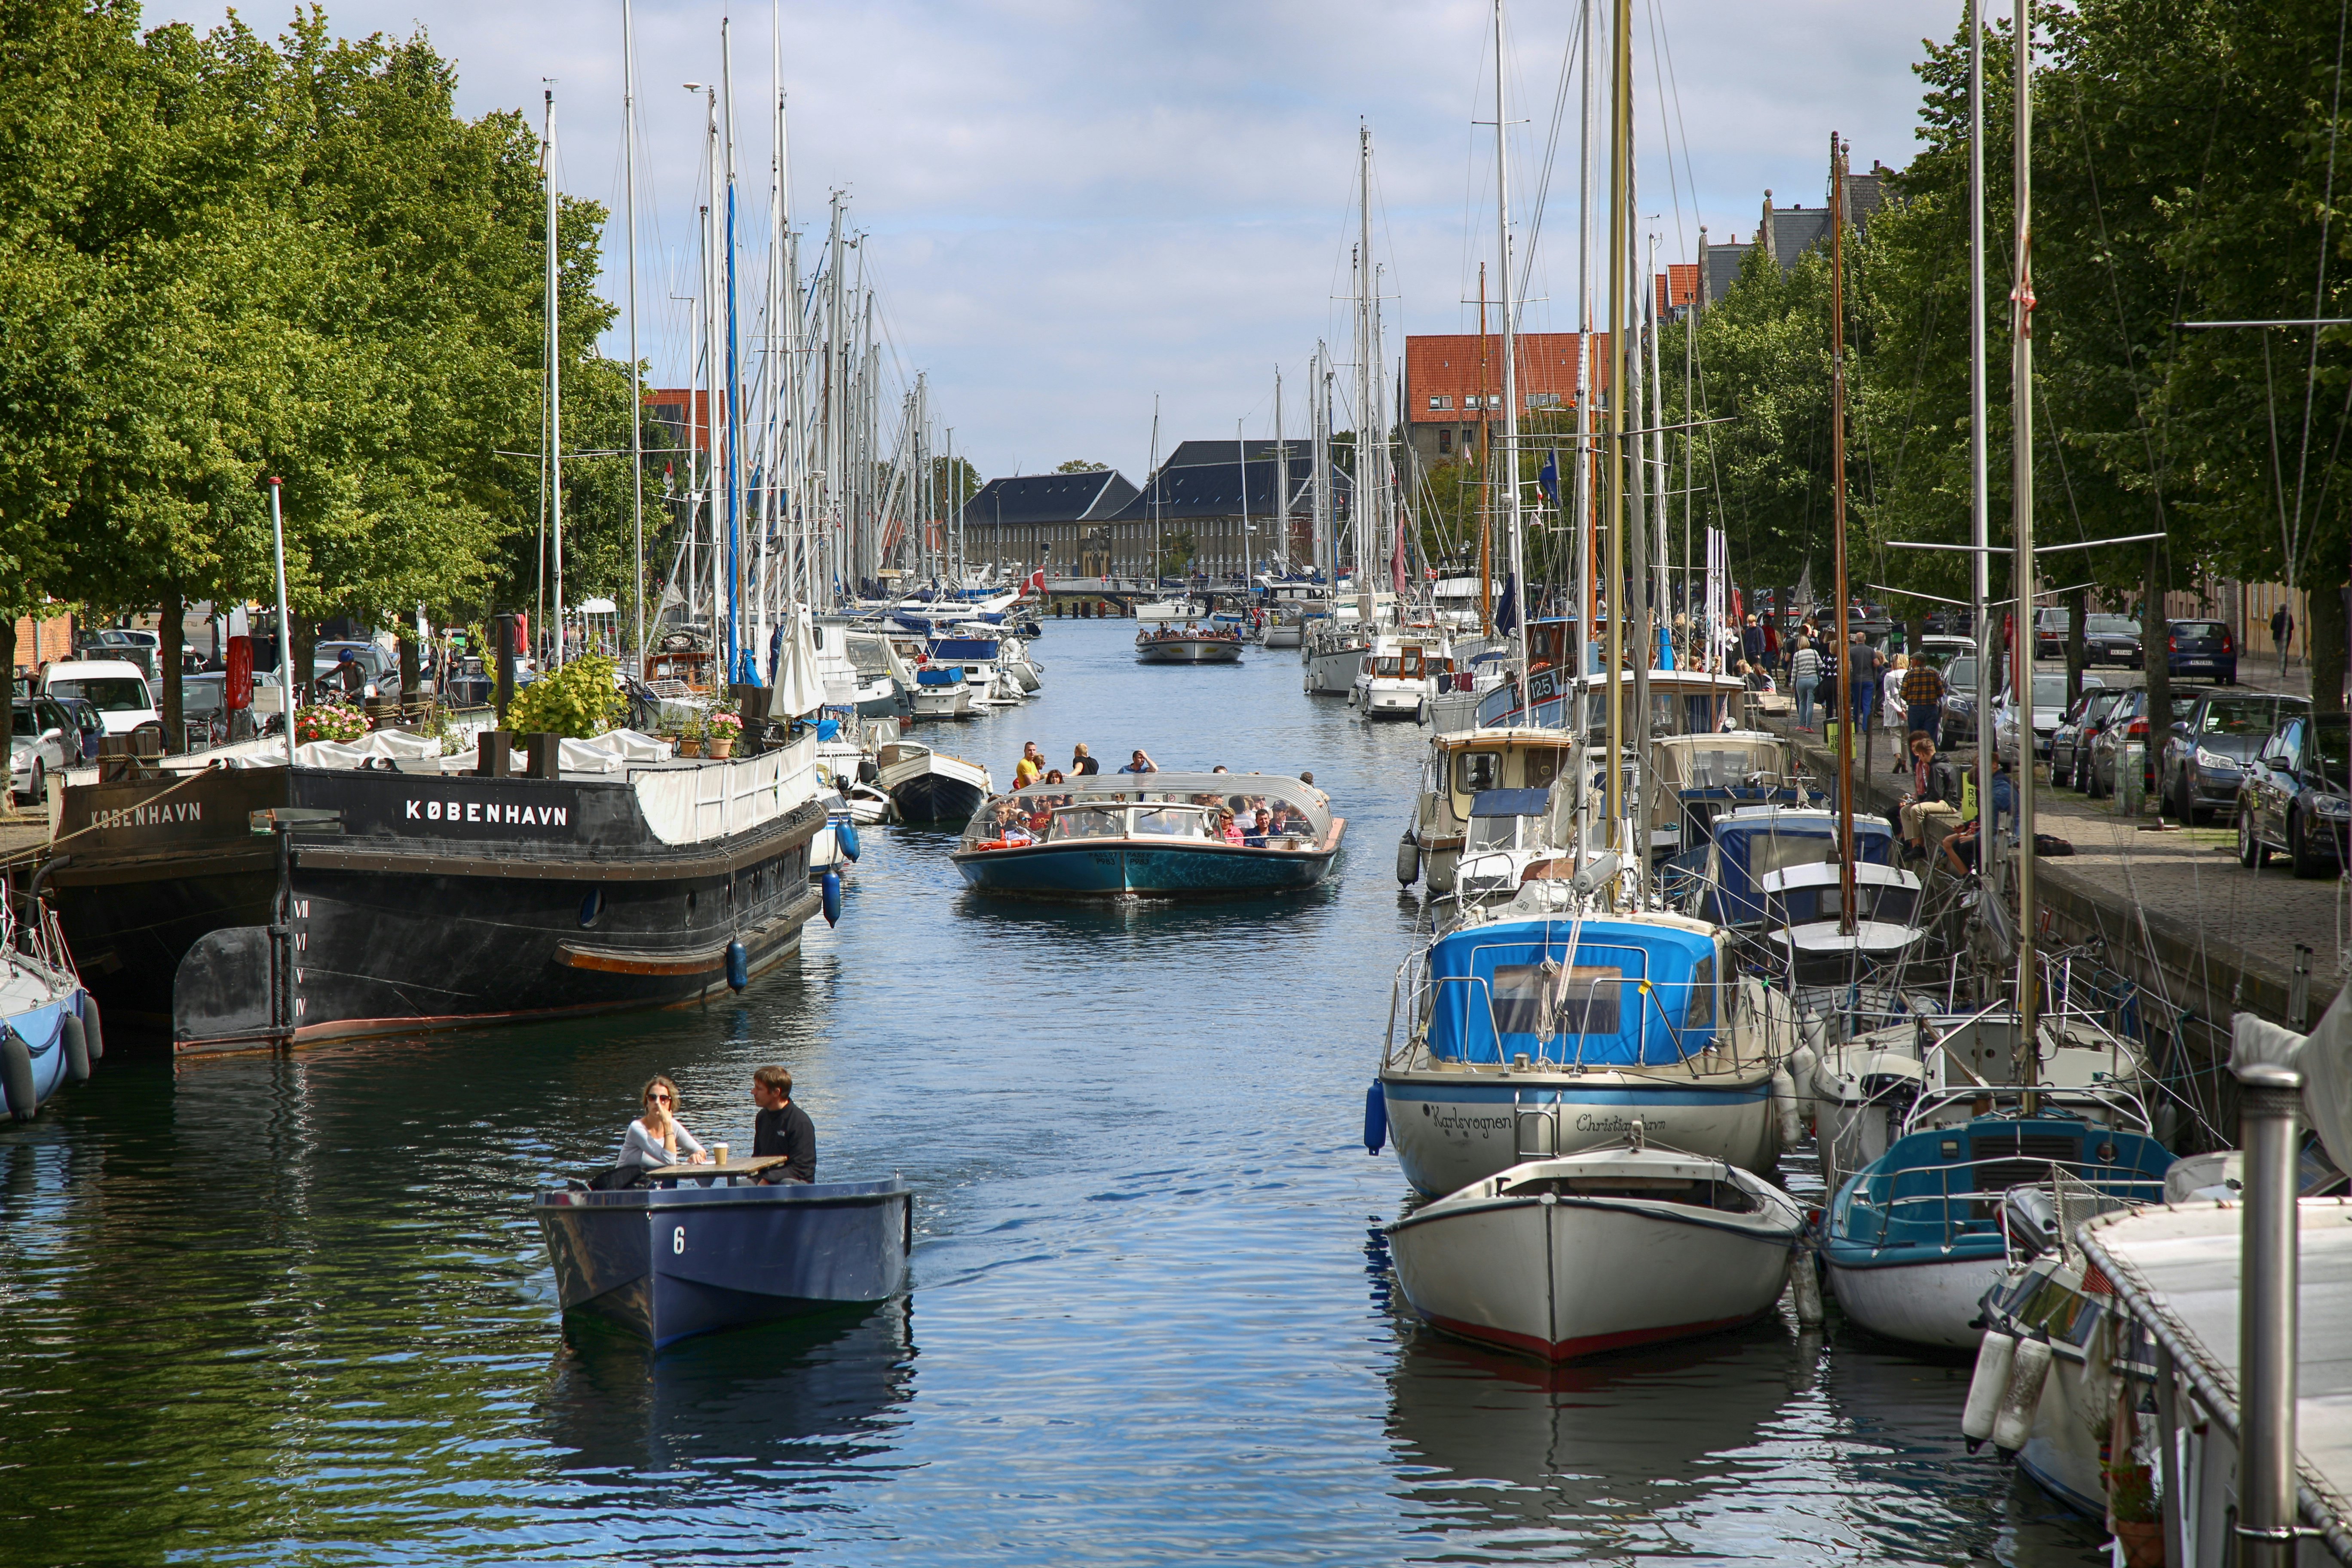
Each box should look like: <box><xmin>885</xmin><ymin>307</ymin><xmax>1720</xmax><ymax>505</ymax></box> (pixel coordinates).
<box><xmin>536</xmin><ymin>1162</ymin><xmax>911</xmax><ymax>1348</ymax></box>
<box><xmin>874</xmin><ymin>739</ymin><xmax>991</xmax><ymax>824</ymax></box>
<box><xmin>49</xmin><ymin>728</ymin><xmax>829</xmax><ymax>1049</ymax></box>
<box><xmin>1375</xmin><ymin>911</ymin><xmax>1795</xmax><ymax>1198</ymax></box>
<box><xmin>1135</xmin><ymin>625</ymin><xmax>1244</xmax><ymax>665</ymax></box>
<box><xmin>950</xmin><ymin>772</ymin><xmax>1343</xmax><ymax>897</ymax></box>
<box><xmin>1387</xmin><ymin>1134</ymin><xmax>1804</xmax><ymax>1362</ymax></box>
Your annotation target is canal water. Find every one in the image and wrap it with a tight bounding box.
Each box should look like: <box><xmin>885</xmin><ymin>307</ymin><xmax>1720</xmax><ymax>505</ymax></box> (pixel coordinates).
<box><xmin>0</xmin><ymin>619</ymin><xmax>2103</xmax><ymax>1565</ymax></box>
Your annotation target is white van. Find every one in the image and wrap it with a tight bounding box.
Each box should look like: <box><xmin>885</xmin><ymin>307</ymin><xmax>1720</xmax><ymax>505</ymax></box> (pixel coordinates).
<box><xmin>43</xmin><ymin>659</ymin><xmax>160</xmax><ymax>738</ymax></box>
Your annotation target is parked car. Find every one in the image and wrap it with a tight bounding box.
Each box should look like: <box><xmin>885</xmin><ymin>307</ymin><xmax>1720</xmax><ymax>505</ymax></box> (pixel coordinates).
<box><xmin>2166</xmin><ymin>619</ymin><xmax>2237</xmax><ymax>683</ymax></box>
<box><xmin>1924</xmin><ymin>608</ymin><xmax>1976</xmax><ymax>637</ymax></box>
<box><xmin>2033</xmin><ymin>606</ymin><xmax>2073</xmax><ymax>660</ymax></box>
<box><xmin>2087</xmin><ymin>684</ymin><xmax>2212</xmax><ymax>798</ymax></box>
<box><xmin>1994</xmin><ymin>672</ymin><xmax>2104</xmax><ymax>759</ymax></box>
<box><xmin>2081</xmin><ymin>614</ymin><xmax>2144</xmax><ymax>668</ymax></box>
<box><xmin>51</xmin><ymin>695</ymin><xmax>105</xmax><ymax>763</ymax></box>
<box><xmin>2051</xmin><ymin>685</ymin><xmax>2131</xmax><ymax>788</ymax></box>
<box><xmin>2237</xmin><ymin>712</ymin><xmax>2351</xmax><ymax>876</ymax></box>
<box><xmin>41</xmin><ymin>659</ymin><xmax>159</xmax><ymax>739</ymax></box>
<box><xmin>312</xmin><ymin>640</ymin><xmax>398</xmax><ymax>700</ymax></box>
<box><xmin>1938</xmin><ymin>655</ymin><xmax>2009</xmax><ymax>744</ymax></box>
<box><xmin>9</xmin><ymin>697</ymin><xmax>73</xmax><ymax>806</ymax></box>
<box><xmin>75</xmin><ymin>628</ymin><xmax>160</xmax><ymax>679</ymax></box>
<box><xmin>1912</xmin><ymin>633</ymin><xmax>1976</xmax><ymax>671</ymax></box>
<box><xmin>179</xmin><ymin>674</ymin><xmax>231</xmax><ymax>749</ymax></box>
<box><xmin>2160</xmin><ymin>692</ymin><xmax>2309</xmax><ymax>823</ymax></box>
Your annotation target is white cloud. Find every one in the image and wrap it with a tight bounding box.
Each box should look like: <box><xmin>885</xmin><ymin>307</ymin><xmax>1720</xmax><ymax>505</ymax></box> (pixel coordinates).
<box><xmin>145</xmin><ymin>0</ymin><xmax>1958</xmax><ymax>481</ymax></box>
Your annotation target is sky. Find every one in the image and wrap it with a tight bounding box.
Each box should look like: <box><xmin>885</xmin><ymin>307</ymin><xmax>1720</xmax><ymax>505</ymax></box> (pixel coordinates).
<box><xmin>149</xmin><ymin>0</ymin><xmax>1962</xmax><ymax>484</ymax></box>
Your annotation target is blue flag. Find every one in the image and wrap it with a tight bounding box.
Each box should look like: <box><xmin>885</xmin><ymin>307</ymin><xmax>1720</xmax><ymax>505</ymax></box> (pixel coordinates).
<box><xmin>1537</xmin><ymin>450</ymin><xmax>1560</xmax><ymax>505</ymax></box>
<box><xmin>1494</xmin><ymin>572</ymin><xmax>1519</xmax><ymax>634</ymax></box>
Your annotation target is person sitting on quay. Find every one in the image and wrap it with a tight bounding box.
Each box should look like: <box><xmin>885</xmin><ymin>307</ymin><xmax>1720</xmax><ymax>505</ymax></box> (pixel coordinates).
<box><xmin>617</xmin><ymin>1075</ymin><xmax>707</xmax><ymax>1171</ymax></box>
<box><xmin>1896</xmin><ymin>731</ymin><xmax>1942</xmax><ymax>861</ymax></box>
<box><xmin>750</xmin><ymin>1065</ymin><xmax>817</xmax><ymax>1185</ymax></box>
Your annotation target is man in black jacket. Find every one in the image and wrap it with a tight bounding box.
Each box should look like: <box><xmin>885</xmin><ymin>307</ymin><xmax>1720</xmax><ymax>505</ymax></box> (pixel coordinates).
<box><xmin>750</xmin><ymin>1065</ymin><xmax>817</xmax><ymax>1183</ymax></box>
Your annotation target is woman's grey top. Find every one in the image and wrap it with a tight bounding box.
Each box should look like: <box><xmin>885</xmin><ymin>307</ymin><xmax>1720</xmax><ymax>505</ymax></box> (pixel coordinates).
<box><xmin>617</xmin><ymin>1118</ymin><xmax>707</xmax><ymax>1169</ymax></box>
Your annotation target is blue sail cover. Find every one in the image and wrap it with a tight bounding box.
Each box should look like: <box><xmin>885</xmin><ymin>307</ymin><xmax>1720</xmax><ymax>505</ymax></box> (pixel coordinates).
<box><xmin>1706</xmin><ymin>808</ymin><xmax>1895</xmax><ymax>926</ymax></box>
<box><xmin>1422</xmin><ymin>918</ymin><xmax>1720</xmax><ymax>1067</ymax></box>
<box><xmin>930</xmin><ymin>635</ymin><xmax>1002</xmax><ymax>660</ymax></box>
<box><xmin>915</xmin><ymin>667</ymin><xmax>966</xmax><ymax>687</ymax></box>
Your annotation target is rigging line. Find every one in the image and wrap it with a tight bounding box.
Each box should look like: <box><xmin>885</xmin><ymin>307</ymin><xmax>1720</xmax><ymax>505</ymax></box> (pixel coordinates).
<box><xmin>2262</xmin><ymin>332</ymin><xmax>2298</xmax><ymax>577</ymax></box>
<box><xmin>2289</xmin><ymin>0</ymin><xmax>2352</xmax><ymax>592</ymax></box>
<box><xmin>1519</xmin><ymin>2</ymin><xmax>1589</xmax><ymax>321</ymax></box>
<box><xmin>1639</xmin><ymin>0</ymin><xmax>1688</xmax><ymax>262</ymax></box>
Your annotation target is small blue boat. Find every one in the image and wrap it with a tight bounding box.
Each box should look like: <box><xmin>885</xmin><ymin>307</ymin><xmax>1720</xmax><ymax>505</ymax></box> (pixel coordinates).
<box><xmin>1692</xmin><ymin>805</ymin><xmax>1897</xmax><ymax>928</ymax></box>
<box><xmin>1</xmin><ymin>903</ymin><xmax>100</xmax><ymax>1121</ymax></box>
<box><xmin>1820</xmin><ymin>1115</ymin><xmax>2173</xmax><ymax>1349</ymax></box>
<box><xmin>536</xmin><ymin>1166</ymin><xmax>912</xmax><ymax>1347</ymax></box>
<box><xmin>951</xmin><ymin>772</ymin><xmax>1343</xmax><ymax>897</ymax></box>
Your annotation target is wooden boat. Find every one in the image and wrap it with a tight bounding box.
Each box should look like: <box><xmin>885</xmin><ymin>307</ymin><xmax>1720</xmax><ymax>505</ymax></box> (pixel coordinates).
<box><xmin>1387</xmin><ymin>1138</ymin><xmax>1803</xmax><ymax>1361</ymax></box>
<box><xmin>536</xmin><ymin>1157</ymin><xmax>911</xmax><ymax>1347</ymax></box>
<box><xmin>951</xmin><ymin>772</ymin><xmax>1343</xmax><ymax>897</ymax></box>
<box><xmin>1135</xmin><ymin>625</ymin><xmax>1243</xmax><ymax>664</ymax></box>
<box><xmin>874</xmin><ymin>740</ymin><xmax>991</xmax><ymax>824</ymax></box>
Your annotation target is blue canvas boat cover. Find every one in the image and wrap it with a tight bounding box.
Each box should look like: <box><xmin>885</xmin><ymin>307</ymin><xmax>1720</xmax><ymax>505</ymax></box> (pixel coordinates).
<box><xmin>1707</xmin><ymin>808</ymin><xmax>1894</xmax><ymax>925</ymax></box>
<box><xmin>915</xmin><ymin>667</ymin><xmax>965</xmax><ymax>686</ymax></box>
<box><xmin>1421</xmin><ymin>917</ymin><xmax>1720</xmax><ymax>1067</ymax></box>
<box><xmin>929</xmin><ymin>636</ymin><xmax>1001</xmax><ymax>660</ymax></box>
<box><xmin>1468</xmin><ymin>787</ymin><xmax>1551</xmax><ymax>818</ymax></box>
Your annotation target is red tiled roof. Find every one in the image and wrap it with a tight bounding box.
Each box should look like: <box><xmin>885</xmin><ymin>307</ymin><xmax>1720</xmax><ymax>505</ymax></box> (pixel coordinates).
<box><xmin>1403</xmin><ymin>332</ymin><xmax>1612</xmax><ymax>423</ymax></box>
<box><xmin>646</xmin><ymin>388</ymin><xmax>716</xmax><ymax>452</ymax></box>
<box><xmin>1655</xmin><ymin>264</ymin><xmax>1698</xmax><ymax>316</ymax></box>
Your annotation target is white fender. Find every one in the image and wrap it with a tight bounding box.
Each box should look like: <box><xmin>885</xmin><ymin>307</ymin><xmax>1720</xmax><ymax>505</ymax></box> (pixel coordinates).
<box><xmin>1770</xmin><ymin>1067</ymin><xmax>1802</xmax><ymax>1148</ymax></box>
<box><xmin>1991</xmin><ymin>1335</ymin><xmax>2053</xmax><ymax>1455</ymax></box>
<box><xmin>1961</xmin><ymin>1329</ymin><xmax>2018</xmax><ymax>1452</ymax></box>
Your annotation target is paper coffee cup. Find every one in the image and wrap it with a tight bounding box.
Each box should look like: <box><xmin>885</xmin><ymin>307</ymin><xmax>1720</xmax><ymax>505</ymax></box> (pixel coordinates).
<box><xmin>713</xmin><ymin>1143</ymin><xmax>729</xmax><ymax>1165</ymax></box>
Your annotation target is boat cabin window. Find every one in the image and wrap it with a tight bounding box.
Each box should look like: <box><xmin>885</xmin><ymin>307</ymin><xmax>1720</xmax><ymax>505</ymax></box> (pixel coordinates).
<box><xmin>1684</xmin><ymin>951</ymin><xmax>1716</xmax><ymax>1031</ymax></box>
<box><xmin>1372</xmin><ymin>657</ymin><xmax>1402</xmax><ymax>677</ymax></box>
<box><xmin>1132</xmin><ymin>806</ymin><xmax>1209</xmax><ymax>838</ymax></box>
<box><xmin>1491</xmin><ymin>962</ymin><xmax>1624</xmax><ymax>1037</ymax></box>
<box><xmin>1464</xmin><ymin>814</ymin><xmax>1532</xmax><ymax>853</ymax></box>
<box><xmin>1454</xmin><ymin>751</ymin><xmax>1501</xmax><ymax>795</ymax></box>
<box><xmin>1522</xmin><ymin>748</ymin><xmax>1564</xmax><ymax>790</ymax></box>
<box><xmin>1748</xmin><ymin>833</ymin><xmax>1841</xmax><ymax>879</ymax></box>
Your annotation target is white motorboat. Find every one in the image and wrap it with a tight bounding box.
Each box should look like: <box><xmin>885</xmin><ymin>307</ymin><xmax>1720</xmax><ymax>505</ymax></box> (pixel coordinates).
<box><xmin>874</xmin><ymin>740</ymin><xmax>992</xmax><ymax>824</ymax></box>
<box><xmin>1134</xmin><ymin>597</ymin><xmax>1200</xmax><ymax>627</ymax></box>
<box><xmin>1303</xmin><ymin>616</ymin><xmax>1371</xmax><ymax>694</ymax></box>
<box><xmin>1351</xmin><ymin>629</ymin><xmax>1454</xmax><ymax>720</ymax></box>
<box><xmin>909</xmin><ymin>667</ymin><xmax>976</xmax><ymax>720</ymax></box>
<box><xmin>1387</xmin><ymin>1135</ymin><xmax>1804</xmax><ymax>1361</ymax></box>
<box><xmin>1376</xmin><ymin>910</ymin><xmax>1796</xmax><ymax>1197</ymax></box>
<box><xmin>1403</xmin><ymin>726</ymin><xmax>1579</xmax><ymax>895</ymax></box>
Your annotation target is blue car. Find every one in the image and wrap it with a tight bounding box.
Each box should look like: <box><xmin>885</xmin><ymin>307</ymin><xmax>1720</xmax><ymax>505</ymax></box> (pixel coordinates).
<box><xmin>2165</xmin><ymin>618</ymin><xmax>2236</xmax><ymax>683</ymax></box>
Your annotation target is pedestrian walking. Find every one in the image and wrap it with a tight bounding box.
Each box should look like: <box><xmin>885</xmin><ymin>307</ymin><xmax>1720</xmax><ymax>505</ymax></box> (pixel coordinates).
<box><xmin>1790</xmin><ymin>635</ymin><xmax>1821</xmax><ymax>730</ymax></box>
<box><xmin>1741</xmin><ymin>614</ymin><xmax>1766</xmax><ymax>668</ymax></box>
<box><xmin>2272</xmin><ymin>602</ymin><xmax>2294</xmax><ymax>675</ymax></box>
<box><xmin>1900</xmin><ymin>655</ymin><xmax>1946</xmax><ymax>751</ymax></box>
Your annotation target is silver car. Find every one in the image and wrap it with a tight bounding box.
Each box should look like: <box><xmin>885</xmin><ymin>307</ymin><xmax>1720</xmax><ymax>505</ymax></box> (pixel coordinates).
<box><xmin>1994</xmin><ymin>673</ymin><xmax>2103</xmax><ymax>759</ymax></box>
<box><xmin>9</xmin><ymin>697</ymin><xmax>73</xmax><ymax>806</ymax></box>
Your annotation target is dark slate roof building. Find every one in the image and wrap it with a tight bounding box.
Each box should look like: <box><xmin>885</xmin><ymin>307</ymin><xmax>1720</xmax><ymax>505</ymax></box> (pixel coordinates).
<box><xmin>1097</xmin><ymin>452</ymin><xmax>1352</xmax><ymax>584</ymax></box>
<box><xmin>959</xmin><ymin>468</ymin><xmax>1139</xmax><ymax>529</ymax></box>
<box><xmin>1696</xmin><ymin>159</ymin><xmax>1895</xmax><ymax>312</ymax></box>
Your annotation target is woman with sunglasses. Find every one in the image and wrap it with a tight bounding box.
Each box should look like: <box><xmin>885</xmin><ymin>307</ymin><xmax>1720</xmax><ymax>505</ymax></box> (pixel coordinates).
<box><xmin>617</xmin><ymin>1074</ymin><xmax>708</xmax><ymax>1170</ymax></box>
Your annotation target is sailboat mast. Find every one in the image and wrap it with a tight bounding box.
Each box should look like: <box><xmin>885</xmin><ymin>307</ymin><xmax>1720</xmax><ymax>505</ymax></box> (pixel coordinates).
<box><xmin>1311</xmin><ymin>348</ymin><xmax>1331</xmax><ymax>583</ymax></box>
<box><xmin>2011</xmin><ymin>0</ymin><xmax>2040</xmax><ymax>1078</ymax></box>
<box><xmin>1970</xmin><ymin>0</ymin><xmax>1995</xmax><ymax>894</ymax></box>
<box><xmin>1492</xmin><ymin>0</ymin><xmax>1525</xmax><ymax>666</ymax></box>
<box><xmin>1354</xmin><ymin>125</ymin><xmax>1375</xmax><ymax>624</ymax></box>
<box><xmin>1478</xmin><ymin>263</ymin><xmax>1493</xmax><ymax>636</ymax></box>
<box><xmin>1273</xmin><ymin>365</ymin><xmax>1285</xmax><ymax>575</ymax></box>
<box><xmin>1604</xmin><ymin>0</ymin><xmax>1629</xmax><ymax>846</ymax></box>
<box><xmin>1831</xmin><ymin>132</ymin><xmax>1856</xmax><ymax>933</ymax></box>
<box><xmin>721</xmin><ymin>20</ymin><xmax>746</xmax><ymax>681</ymax></box>
<box><xmin>623</xmin><ymin>4</ymin><xmax>644</xmax><ymax>675</ymax></box>
<box><xmin>544</xmin><ymin>88</ymin><xmax>565</xmax><ymax>670</ymax></box>
<box><xmin>1647</xmin><ymin>231</ymin><xmax>1668</xmax><ymax>640</ymax></box>
<box><xmin>1575</xmin><ymin>0</ymin><xmax>1596</xmax><ymax>678</ymax></box>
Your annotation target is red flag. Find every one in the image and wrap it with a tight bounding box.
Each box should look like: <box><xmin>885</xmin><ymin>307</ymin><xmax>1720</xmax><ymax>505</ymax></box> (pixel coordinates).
<box><xmin>1390</xmin><ymin>525</ymin><xmax>1408</xmax><ymax>597</ymax></box>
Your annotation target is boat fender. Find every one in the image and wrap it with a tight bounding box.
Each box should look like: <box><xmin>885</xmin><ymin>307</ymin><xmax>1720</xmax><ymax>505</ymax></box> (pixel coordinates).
<box><xmin>858</xmin><ymin>757</ymin><xmax>879</xmax><ymax>785</ymax></box>
<box><xmin>1770</xmin><ymin>1068</ymin><xmax>1802</xmax><ymax>1148</ymax></box>
<box><xmin>1961</xmin><ymin>1329</ymin><xmax>2019</xmax><ymax>1453</ymax></box>
<box><xmin>1785</xmin><ymin>1248</ymin><xmax>1825</xmax><ymax>1328</ymax></box>
<box><xmin>1396</xmin><ymin>832</ymin><xmax>1420</xmax><ymax>886</ymax></box>
<box><xmin>81</xmin><ymin>995</ymin><xmax>103</xmax><ymax>1061</ymax></box>
<box><xmin>1</xmin><ymin>1029</ymin><xmax>34</xmax><ymax>1122</ymax></box>
<box><xmin>725</xmin><ymin>940</ymin><xmax>750</xmax><ymax>992</ymax></box>
<box><xmin>1788</xmin><ymin>1045</ymin><xmax>1819</xmax><ymax>1129</ymax></box>
<box><xmin>1363</xmin><ymin>1082</ymin><xmax>1387</xmax><ymax>1155</ymax></box>
<box><xmin>1991</xmin><ymin>1334</ymin><xmax>2053</xmax><ymax>1457</ymax></box>
<box><xmin>62</xmin><ymin>1014</ymin><xmax>91</xmax><ymax>1083</ymax></box>
<box><xmin>1416</xmin><ymin>697</ymin><xmax>1431</xmax><ymax>726</ymax></box>
<box><xmin>820</xmin><ymin>870</ymin><xmax>843</xmax><ymax>928</ymax></box>
<box><xmin>836</xmin><ymin>820</ymin><xmax>862</xmax><ymax>861</ymax></box>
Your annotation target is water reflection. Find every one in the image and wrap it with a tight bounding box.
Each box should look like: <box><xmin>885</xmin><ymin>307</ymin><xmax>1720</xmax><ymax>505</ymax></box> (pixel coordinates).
<box><xmin>541</xmin><ymin>1299</ymin><xmax>914</xmax><ymax>1476</ymax></box>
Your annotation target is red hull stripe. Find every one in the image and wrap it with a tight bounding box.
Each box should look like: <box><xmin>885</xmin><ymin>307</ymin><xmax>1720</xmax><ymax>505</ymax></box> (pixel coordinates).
<box><xmin>1420</xmin><ymin>1307</ymin><xmax>1767</xmax><ymax>1362</ymax></box>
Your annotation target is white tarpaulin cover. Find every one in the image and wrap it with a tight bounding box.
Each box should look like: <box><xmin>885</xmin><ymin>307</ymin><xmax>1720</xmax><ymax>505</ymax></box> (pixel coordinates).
<box><xmin>558</xmin><ymin>728</ymin><xmax>672</xmax><ymax>773</ymax></box>
<box><xmin>2232</xmin><ymin>989</ymin><xmax>2352</xmax><ymax>1176</ymax></box>
<box><xmin>768</xmin><ymin>606</ymin><xmax>829</xmax><ymax>720</ymax></box>
<box><xmin>293</xmin><ymin>731</ymin><xmax>444</xmax><ymax>768</ymax></box>
<box><xmin>631</xmin><ymin>731</ymin><xmax>818</xmax><ymax>845</ymax></box>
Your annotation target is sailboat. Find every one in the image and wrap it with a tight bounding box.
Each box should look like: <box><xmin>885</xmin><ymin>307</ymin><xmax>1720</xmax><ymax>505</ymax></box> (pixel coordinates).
<box><xmin>1303</xmin><ymin>126</ymin><xmax>1392</xmax><ymax>698</ymax></box>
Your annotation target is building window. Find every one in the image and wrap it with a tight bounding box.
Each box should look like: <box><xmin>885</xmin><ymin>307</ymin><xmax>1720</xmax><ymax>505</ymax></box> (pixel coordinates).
<box><xmin>1528</xmin><ymin>392</ymin><xmax>1561</xmax><ymax>409</ymax></box>
<box><xmin>1438</xmin><ymin>427</ymin><xmax>1453</xmax><ymax>456</ymax></box>
<box><xmin>1429</xmin><ymin>395</ymin><xmax>1452</xmax><ymax>410</ymax></box>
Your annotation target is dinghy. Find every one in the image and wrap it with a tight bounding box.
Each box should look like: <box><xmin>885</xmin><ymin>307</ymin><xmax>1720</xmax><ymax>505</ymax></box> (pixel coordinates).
<box><xmin>536</xmin><ymin>1158</ymin><xmax>911</xmax><ymax>1348</ymax></box>
<box><xmin>875</xmin><ymin>740</ymin><xmax>991</xmax><ymax>824</ymax></box>
<box><xmin>1387</xmin><ymin>1131</ymin><xmax>1804</xmax><ymax>1362</ymax></box>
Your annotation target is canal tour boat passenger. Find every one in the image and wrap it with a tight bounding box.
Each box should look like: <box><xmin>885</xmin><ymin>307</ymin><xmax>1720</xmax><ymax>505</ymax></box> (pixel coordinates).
<box><xmin>750</xmin><ymin>1065</ymin><xmax>817</xmax><ymax>1185</ymax></box>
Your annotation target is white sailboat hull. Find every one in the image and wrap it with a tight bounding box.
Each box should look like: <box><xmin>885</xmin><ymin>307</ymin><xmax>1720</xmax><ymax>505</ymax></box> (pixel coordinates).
<box><xmin>1381</xmin><ymin>1069</ymin><xmax>1781</xmax><ymax>1198</ymax></box>
<box><xmin>1305</xmin><ymin>643</ymin><xmax>1364</xmax><ymax>694</ymax></box>
<box><xmin>1389</xmin><ymin>1153</ymin><xmax>1801</xmax><ymax>1361</ymax></box>
<box><xmin>1823</xmin><ymin>1254</ymin><xmax>2003</xmax><ymax>1350</ymax></box>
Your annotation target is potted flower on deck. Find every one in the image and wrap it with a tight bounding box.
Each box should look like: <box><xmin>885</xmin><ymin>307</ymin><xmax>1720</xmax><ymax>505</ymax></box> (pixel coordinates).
<box><xmin>704</xmin><ymin>709</ymin><xmax>743</xmax><ymax>760</ymax></box>
<box><xmin>676</xmin><ymin>715</ymin><xmax>705</xmax><ymax>758</ymax></box>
